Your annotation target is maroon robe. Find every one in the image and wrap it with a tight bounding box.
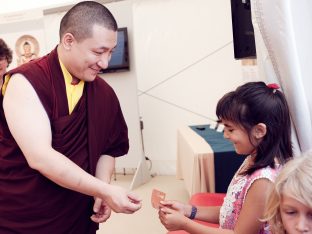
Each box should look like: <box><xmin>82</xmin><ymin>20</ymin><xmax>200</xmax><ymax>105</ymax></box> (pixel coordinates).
<box><xmin>0</xmin><ymin>48</ymin><xmax>129</xmax><ymax>233</ymax></box>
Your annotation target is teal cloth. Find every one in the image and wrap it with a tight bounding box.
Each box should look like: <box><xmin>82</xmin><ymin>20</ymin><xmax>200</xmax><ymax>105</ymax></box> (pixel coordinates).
<box><xmin>189</xmin><ymin>125</ymin><xmax>235</xmax><ymax>152</ymax></box>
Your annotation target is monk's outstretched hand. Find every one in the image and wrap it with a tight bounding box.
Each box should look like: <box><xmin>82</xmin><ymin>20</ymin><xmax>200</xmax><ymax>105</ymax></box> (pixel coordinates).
<box><xmin>102</xmin><ymin>184</ymin><xmax>142</xmax><ymax>214</ymax></box>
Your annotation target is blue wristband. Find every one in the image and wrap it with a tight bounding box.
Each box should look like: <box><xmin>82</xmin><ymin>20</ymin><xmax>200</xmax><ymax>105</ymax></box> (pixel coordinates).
<box><xmin>189</xmin><ymin>206</ymin><xmax>197</xmax><ymax>219</ymax></box>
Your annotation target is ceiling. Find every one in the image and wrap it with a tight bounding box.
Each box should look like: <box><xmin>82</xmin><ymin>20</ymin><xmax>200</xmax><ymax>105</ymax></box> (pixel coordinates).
<box><xmin>0</xmin><ymin>0</ymin><xmax>125</xmax><ymax>15</ymax></box>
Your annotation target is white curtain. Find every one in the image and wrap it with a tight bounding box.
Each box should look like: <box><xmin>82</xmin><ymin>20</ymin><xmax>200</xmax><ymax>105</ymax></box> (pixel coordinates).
<box><xmin>250</xmin><ymin>0</ymin><xmax>312</xmax><ymax>155</ymax></box>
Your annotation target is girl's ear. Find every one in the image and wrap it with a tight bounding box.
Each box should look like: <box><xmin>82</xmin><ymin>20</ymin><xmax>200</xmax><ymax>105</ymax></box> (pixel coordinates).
<box><xmin>253</xmin><ymin>123</ymin><xmax>267</xmax><ymax>139</ymax></box>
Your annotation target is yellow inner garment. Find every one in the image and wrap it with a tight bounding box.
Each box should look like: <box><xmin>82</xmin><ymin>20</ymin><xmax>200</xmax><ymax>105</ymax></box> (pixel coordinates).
<box><xmin>2</xmin><ymin>74</ymin><xmax>10</xmax><ymax>96</ymax></box>
<box><xmin>59</xmin><ymin>60</ymin><xmax>84</xmax><ymax>114</ymax></box>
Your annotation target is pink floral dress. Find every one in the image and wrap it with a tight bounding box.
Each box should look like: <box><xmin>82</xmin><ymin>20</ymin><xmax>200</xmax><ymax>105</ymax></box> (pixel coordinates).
<box><xmin>219</xmin><ymin>156</ymin><xmax>280</xmax><ymax>233</ymax></box>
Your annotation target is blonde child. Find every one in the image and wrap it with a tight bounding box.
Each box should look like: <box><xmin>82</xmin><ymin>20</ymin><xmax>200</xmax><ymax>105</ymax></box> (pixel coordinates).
<box><xmin>264</xmin><ymin>152</ymin><xmax>312</xmax><ymax>234</ymax></box>
<box><xmin>159</xmin><ymin>81</ymin><xmax>293</xmax><ymax>234</ymax></box>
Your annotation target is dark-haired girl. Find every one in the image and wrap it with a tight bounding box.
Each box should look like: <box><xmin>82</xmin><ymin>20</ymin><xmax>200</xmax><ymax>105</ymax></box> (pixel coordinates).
<box><xmin>159</xmin><ymin>81</ymin><xmax>293</xmax><ymax>234</ymax></box>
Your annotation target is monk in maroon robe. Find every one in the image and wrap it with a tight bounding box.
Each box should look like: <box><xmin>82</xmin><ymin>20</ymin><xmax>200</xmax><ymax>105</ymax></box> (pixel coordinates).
<box><xmin>0</xmin><ymin>2</ymin><xmax>141</xmax><ymax>233</ymax></box>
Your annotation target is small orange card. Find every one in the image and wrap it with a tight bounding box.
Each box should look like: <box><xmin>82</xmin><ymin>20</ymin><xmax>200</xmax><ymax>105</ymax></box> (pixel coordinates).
<box><xmin>151</xmin><ymin>189</ymin><xmax>166</xmax><ymax>209</ymax></box>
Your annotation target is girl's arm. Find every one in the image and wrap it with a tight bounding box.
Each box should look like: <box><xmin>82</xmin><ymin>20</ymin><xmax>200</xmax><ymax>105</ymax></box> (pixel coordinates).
<box><xmin>160</xmin><ymin>200</ymin><xmax>220</xmax><ymax>223</ymax></box>
<box><xmin>159</xmin><ymin>208</ymin><xmax>232</xmax><ymax>234</ymax></box>
<box><xmin>194</xmin><ymin>206</ymin><xmax>221</xmax><ymax>223</ymax></box>
<box><xmin>231</xmin><ymin>178</ymin><xmax>273</xmax><ymax>234</ymax></box>
<box><xmin>162</xmin><ymin>178</ymin><xmax>272</xmax><ymax>234</ymax></box>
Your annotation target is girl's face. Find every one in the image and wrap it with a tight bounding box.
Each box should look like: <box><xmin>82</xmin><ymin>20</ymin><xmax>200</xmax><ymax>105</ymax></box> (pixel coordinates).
<box><xmin>222</xmin><ymin>120</ymin><xmax>256</xmax><ymax>155</ymax></box>
<box><xmin>280</xmin><ymin>195</ymin><xmax>312</xmax><ymax>234</ymax></box>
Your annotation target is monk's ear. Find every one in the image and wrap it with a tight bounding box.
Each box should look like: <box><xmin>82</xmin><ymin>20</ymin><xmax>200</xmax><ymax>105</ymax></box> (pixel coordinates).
<box><xmin>252</xmin><ymin>123</ymin><xmax>267</xmax><ymax>139</ymax></box>
<box><xmin>61</xmin><ymin>33</ymin><xmax>75</xmax><ymax>50</ymax></box>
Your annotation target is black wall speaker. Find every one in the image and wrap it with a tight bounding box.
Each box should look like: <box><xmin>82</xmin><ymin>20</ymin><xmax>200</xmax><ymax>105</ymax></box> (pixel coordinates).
<box><xmin>230</xmin><ymin>0</ymin><xmax>257</xmax><ymax>59</ymax></box>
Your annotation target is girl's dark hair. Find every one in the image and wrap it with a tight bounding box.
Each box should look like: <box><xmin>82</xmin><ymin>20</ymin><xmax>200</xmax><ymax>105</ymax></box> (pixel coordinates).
<box><xmin>216</xmin><ymin>81</ymin><xmax>293</xmax><ymax>175</ymax></box>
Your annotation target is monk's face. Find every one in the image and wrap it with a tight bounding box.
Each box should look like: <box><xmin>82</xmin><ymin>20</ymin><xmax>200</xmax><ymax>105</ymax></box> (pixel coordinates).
<box><xmin>68</xmin><ymin>24</ymin><xmax>117</xmax><ymax>82</ymax></box>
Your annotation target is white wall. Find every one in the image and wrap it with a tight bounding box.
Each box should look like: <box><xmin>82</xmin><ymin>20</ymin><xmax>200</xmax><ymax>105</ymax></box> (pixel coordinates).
<box><xmin>0</xmin><ymin>10</ymin><xmax>46</xmax><ymax>69</ymax></box>
<box><xmin>0</xmin><ymin>0</ymin><xmax>81</xmax><ymax>14</ymax></box>
<box><xmin>132</xmin><ymin>0</ymin><xmax>245</xmax><ymax>175</ymax></box>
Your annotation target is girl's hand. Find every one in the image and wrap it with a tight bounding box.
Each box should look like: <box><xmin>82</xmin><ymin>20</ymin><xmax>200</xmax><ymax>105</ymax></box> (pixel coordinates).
<box><xmin>158</xmin><ymin>206</ymin><xmax>190</xmax><ymax>231</ymax></box>
<box><xmin>160</xmin><ymin>200</ymin><xmax>192</xmax><ymax>217</ymax></box>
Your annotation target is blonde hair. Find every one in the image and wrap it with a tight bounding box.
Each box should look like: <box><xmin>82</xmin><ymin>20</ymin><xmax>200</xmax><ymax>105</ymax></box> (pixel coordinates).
<box><xmin>263</xmin><ymin>152</ymin><xmax>312</xmax><ymax>234</ymax></box>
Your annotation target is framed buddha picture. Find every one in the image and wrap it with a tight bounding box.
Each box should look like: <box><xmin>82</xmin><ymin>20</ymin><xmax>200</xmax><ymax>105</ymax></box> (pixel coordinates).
<box><xmin>15</xmin><ymin>35</ymin><xmax>40</xmax><ymax>66</ymax></box>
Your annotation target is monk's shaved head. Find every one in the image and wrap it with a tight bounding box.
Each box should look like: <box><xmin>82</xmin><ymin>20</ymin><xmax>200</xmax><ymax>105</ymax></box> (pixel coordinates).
<box><xmin>59</xmin><ymin>1</ymin><xmax>118</xmax><ymax>42</ymax></box>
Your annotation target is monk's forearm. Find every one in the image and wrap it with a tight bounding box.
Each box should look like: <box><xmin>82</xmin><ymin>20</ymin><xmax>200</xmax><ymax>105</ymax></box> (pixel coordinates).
<box><xmin>27</xmin><ymin>149</ymin><xmax>142</xmax><ymax>213</ymax></box>
<box><xmin>95</xmin><ymin>155</ymin><xmax>115</xmax><ymax>183</ymax></box>
<box><xmin>33</xmin><ymin>148</ymin><xmax>110</xmax><ymax>199</ymax></box>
